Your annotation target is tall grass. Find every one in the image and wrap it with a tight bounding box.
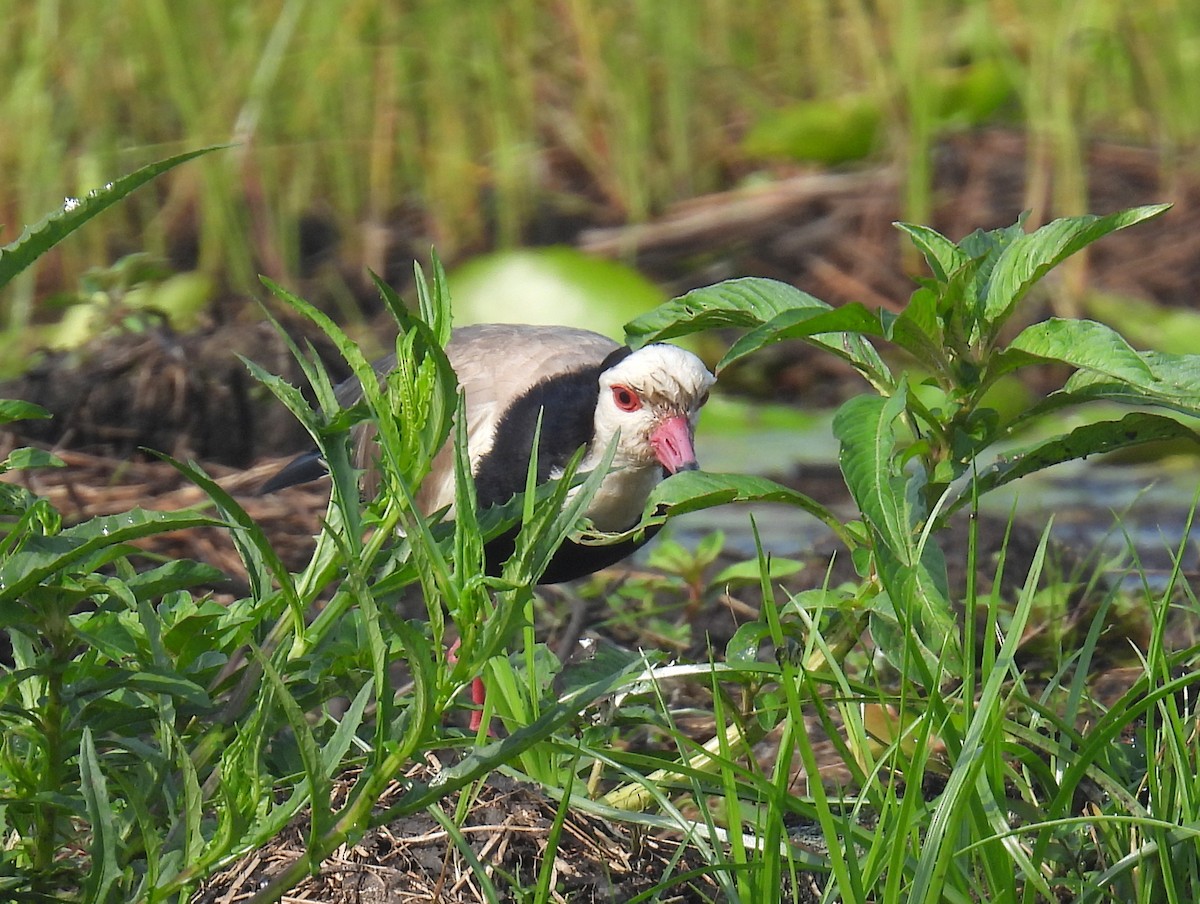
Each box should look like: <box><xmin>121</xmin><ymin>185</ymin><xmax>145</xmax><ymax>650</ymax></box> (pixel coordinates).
<box><xmin>4</xmin><ymin>0</ymin><xmax>1200</xmax><ymax>329</ymax></box>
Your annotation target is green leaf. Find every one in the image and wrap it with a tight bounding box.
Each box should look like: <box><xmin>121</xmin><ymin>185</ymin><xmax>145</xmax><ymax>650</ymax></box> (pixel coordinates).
<box><xmin>0</xmin><ymin>446</ymin><xmax>64</xmax><ymax>473</ymax></box>
<box><xmin>625</xmin><ymin>277</ymin><xmax>829</xmax><ymax>345</ymax></box>
<box><xmin>992</xmin><ymin>318</ymin><xmax>1154</xmax><ymax>385</ymax></box>
<box><xmin>0</xmin><ymin>399</ymin><xmax>51</xmax><ymax>425</ymax></box>
<box><xmin>1026</xmin><ymin>349</ymin><xmax>1200</xmax><ymax>421</ymax></box>
<box><xmin>717</xmin><ymin>302</ymin><xmax>884</xmax><ymax>371</ymax></box>
<box><xmin>955</xmin><ymin>413</ymin><xmax>1200</xmax><ymax>515</ymax></box>
<box><xmin>627</xmin><ymin>470</ymin><xmax>855</xmax><ymax>549</ymax></box>
<box><xmin>741</xmin><ymin>95</ymin><xmax>882</xmax><ymax>164</ymax></box>
<box><xmin>63</xmin><ymin>669</ymin><xmax>212</xmax><ymax>710</ymax></box>
<box><xmin>833</xmin><ymin>389</ymin><xmax>959</xmax><ymax>675</ymax></box>
<box><xmin>980</xmin><ymin>205</ymin><xmax>1171</xmax><ymax>335</ymax></box>
<box><xmin>0</xmin><ymin>508</ymin><xmax>220</xmax><ymax>612</ymax></box>
<box><xmin>726</xmin><ymin>621</ymin><xmax>771</xmax><ymax>665</ymax></box>
<box><xmin>122</xmin><ymin>559</ymin><xmax>226</xmax><ymax>600</ymax></box>
<box><xmin>79</xmin><ymin>728</ymin><xmax>120</xmax><ymax>904</ymax></box>
<box><xmin>894</xmin><ymin>222</ymin><xmax>967</xmax><ymax>283</ymax></box>
<box><xmin>627</xmin><ymin>277</ymin><xmax>892</xmax><ymax>388</ymax></box>
<box><xmin>833</xmin><ymin>391</ymin><xmax>912</xmax><ymax>555</ymax></box>
<box><xmin>156</xmin><ymin>455</ymin><xmax>300</xmax><ymax>616</ymax></box>
<box><xmin>0</xmin><ymin>146</ymin><xmax>225</xmax><ymax>291</ymax></box>
<box><xmin>711</xmin><ymin>556</ymin><xmax>804</xmax><ymax>586</ymax></box>
<box><xmin>881</xmin><ymin>288</ymin><xmax>948</xmax><ymax>371</ymax></box>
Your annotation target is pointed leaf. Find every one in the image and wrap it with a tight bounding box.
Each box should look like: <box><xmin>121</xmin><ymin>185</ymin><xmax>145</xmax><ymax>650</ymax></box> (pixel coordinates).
<box><xmin>156</xmin><ymin>454</ymin><xmax>299</xmax><ymax>613</ymax></box>
<box><xmin>992</xmin><ymin>318</ymin><xmax>1155</xmax><ymax>384</ymax></box>
<box><xmin>626</xmin><ymin>277</ymin><xmax>892</xmax><ymax>387</ymax></box>
<box><xmin>625</xmin><ymin>277</ymin><xmax>828</xmax><ymax>344</ymax></box>
<box><xmin>0</xmin><ymin>447</ymin><xmax>64</xmax><ymax>473</ymax></box>
<box><xmin>0</xmin><ymin>508</ymin><xmax>219</xmax><ymax>609</ymax></box>
<box><xmin>0</xmin><ymin>399</ymin><xmax>51</xmax><ymax>425</ymax></box>
<box><xmin>954</xmin><ymin>413</ymin><xmax>1200</xmax><ymax>515</ymax></box>
<box><xmin>1024</xmin><ymin>349</ymin><xmax>1200</xmax><ymax>421</ymax></box>
<box><xmin>833</xmin><ymin>389</ymin><xmax>959</xmax><ymax>674</ymax></box>
<box><xmin>79</xmin><ymin>728</ymin><xmax>120</xmax><ymax>904</ymax></box>
<box><xmin>605</xmin><ymin>470</ymin><xmax>854</xmax><ymax>549</ymax></box>
<box><xmin>882</xmin><ymin>288</ymin><xmax>948</xmax><ymax>369</ymax></box>
<box><xmin>981</xmin><ymin>205</ymin><xmax>1171</xmax><ymax>333</ymax></box>
<box><xmin>894</xmin><ymin>221</ymin><xmax>967</xmax><ymax>283</ymax></box>
<box><xmin>0</xmin><ymin>146</ymin><xmax>225</xmax><ymax>290</ymax></box>
<box><xmin>717</xmin><ymin>302</ymin><xmax>884</xmax><ymax>371</ymax></box>
<box><xmin>833</xmin><ymin>391</ymin><xmax>912</xmax><ymax>555</ymax></box>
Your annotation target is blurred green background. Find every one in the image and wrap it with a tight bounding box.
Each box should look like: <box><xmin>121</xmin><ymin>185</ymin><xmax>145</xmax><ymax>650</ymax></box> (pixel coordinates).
<box><xmin>2</xmin><ymin>0</ymin><xmax>1199</xmax><ymax>364</ymax></box>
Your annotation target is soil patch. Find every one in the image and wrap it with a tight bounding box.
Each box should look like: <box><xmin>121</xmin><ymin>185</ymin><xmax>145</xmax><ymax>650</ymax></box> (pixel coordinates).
<box><xmin>192</xmin><ymin>760</ymin><xmax>739</xmax><ymax>904</ymax></box>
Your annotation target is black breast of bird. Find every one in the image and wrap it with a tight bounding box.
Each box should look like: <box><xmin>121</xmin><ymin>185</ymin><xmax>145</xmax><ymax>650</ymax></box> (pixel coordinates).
<box><xmin>261</xmin><ymin>323</ymin><xmax>715</xmax><ymax>584</ymax></box>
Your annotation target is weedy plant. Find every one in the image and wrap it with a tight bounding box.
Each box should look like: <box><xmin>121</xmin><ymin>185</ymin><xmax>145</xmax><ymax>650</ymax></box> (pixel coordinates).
<box><xmin>4</xmin><ymin>148</ymin><xmax>1200</xmax><ymax>903</ymax></box>
<box><xmin>604</xmin><ymin>201</ymin><xmax>1200</xmax><ymax>901</ymax></box>
<box><xmin>0</xmin><ymin>155</ymin><xmax>718</xmax><ymax>902</ymax></box>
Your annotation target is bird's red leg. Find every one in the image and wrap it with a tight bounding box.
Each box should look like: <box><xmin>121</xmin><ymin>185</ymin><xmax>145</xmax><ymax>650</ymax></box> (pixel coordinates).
<box><xmin>446</xmin><ymin>637</ymin><xmax>487</xmax><ymax>733</ymax></box>
<box><xmin>469</xmin><ymin>676</ymin><xmax>487</xmax><ymax>732</ymax></box>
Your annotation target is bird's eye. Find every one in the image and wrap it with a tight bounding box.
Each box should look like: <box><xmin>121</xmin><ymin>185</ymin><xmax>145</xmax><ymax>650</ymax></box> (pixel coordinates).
<box><xmin>611</xmin><ymin>385</ymin><xmax>642</xmax><ymax>412</ymax></box>
<box><xmin>698</xmin><ymin>390</ymin><xmax>710</xmax><ymax>408</ymax></box>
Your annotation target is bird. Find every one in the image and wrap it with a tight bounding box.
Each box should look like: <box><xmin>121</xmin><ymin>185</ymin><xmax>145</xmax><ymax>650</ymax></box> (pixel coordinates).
<box><xmin>261</xmin><ymin>323</ymin><xmax>716</xmax><ymax>583</ymax></box>
<box><xmin>261</xmin><ymin>323</ymin><xmax>714</xmax><ymax>731</ymax></box>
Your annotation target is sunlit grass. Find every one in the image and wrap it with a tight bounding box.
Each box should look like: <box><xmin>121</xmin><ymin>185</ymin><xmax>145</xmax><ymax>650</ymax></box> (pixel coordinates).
<box><xmin>4</xmin><ymin>0</ymin><xmax>1200</xmax><ymax>330</ymax></box>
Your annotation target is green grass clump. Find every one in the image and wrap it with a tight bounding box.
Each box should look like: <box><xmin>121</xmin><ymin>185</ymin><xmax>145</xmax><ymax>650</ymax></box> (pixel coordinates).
<box><xmin>4</xmin><ymin>154</ymin><xmax>1200</xmax><ymax>901</ymax></box>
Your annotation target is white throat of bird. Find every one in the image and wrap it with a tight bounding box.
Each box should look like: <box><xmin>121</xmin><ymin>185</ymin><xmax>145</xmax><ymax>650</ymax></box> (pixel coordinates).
<box><xmin>568</xmin><ymin>343</ymin><xmax>715</xmax><ymax>531</ymax></box>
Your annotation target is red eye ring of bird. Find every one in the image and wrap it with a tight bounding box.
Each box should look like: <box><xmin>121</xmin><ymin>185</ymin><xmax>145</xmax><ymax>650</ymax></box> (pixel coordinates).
<box><xmin>611</xmin><ymin>384</ymin><xmax>642</xmax><ymax>412</ymax></box>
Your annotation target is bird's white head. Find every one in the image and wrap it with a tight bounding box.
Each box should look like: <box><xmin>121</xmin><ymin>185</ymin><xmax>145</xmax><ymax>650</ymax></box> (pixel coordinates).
<box><xmin>594</xmin><ymin>343</ymin><xmax>716</xmax><ymax>475</ymax></box>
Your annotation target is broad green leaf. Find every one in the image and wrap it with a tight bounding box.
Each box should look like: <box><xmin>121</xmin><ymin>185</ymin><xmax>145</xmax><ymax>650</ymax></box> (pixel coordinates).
<box><xmin>953</xmin><ymin>413</ymin><xmax>1200</xmax><ymax>516</ymax></box>
<box><xmin>1024</xmin><ymin>349</ymin><xmax>1200</xmax><ymax>421</ymax></box>
<box><xmin>628</xmin><ymin>469</ymin><xmax>854</xmax><ymax>549</ymax></box>
<box><xmin>881</xmin><ymin>288</ymin><xmax>948</xmax><ymax>371</ymax></box>
<box><xmin>625</xmin><ymin>277</ymin><xmax>830</xmax><ymax>345</ymax></box>
<box><xmin>833</xmin><ymin>389</ymin><xmax>959</xmax><ymax>674</ymax></box>
<box><xmin>0</xmin><ymin>399</ymin><xmax>51</xmax><ymax>425</ymax></box>
<box><xmin>949</xmin><ymin>217</ymin><xmax>1027</xmax><ymax>344</ymax></box>
<box><xmin>742</xmin><ymin>95</ymin><xmax>881</xmax><ymax>164</ymax></box>
<box><xmin>0</xmin><ymin>508</ymin><xmax>220</xmax><ymax>611</ymax></box>
<box><xmin>0</xmin><ymin>146</ymin><xmax>225</xmax><ymax>291</ymax></box>
<box><xmin>717</xmin><ymin>302</ymin><xmax>884</xmax><ymax>371</ymax></box>
<box><xmin>0</xmin><ymin>446</ymin><xmax>64</xmax><ymax>473</ymax></box>
<box><xmin>627</xmin><ymin>277</ymin><xmax>892</xmax><ymax>388</ymax></box>
<box><xmin>894</xmin><ymin>222</ymin><xmax>967</xmax><ymax>283</ymax></box>
<box><xmin>981</xmin><ymin>205</ymin><xmax>1171</xmax><ymax>334</ymax></box>
<box><xmin>711</xmin><ymin>556</ymin><xmax>805</xmax><ymax>586</ymax></box>
<box><xmin>833</xmin><ymin>391</ymin><xmax>912</xmax><ymax>554</ymax></box>
<box><xmin>991</xmin><ymin>318</ymin><xmax>1155</xmax><ymax>385</ymax></box>
<box><xmin>866</xmin><ymin>588</ymin><xmax>953</xmax><ymax>680</ymax></box>
<box><xmin>121</xmin><ymin>558</ymin><xmax>227</xmax><ymax>600</ymax></box>
<box><xmin>959</xmin><ymin>216</ymin><xmax>1027</xmax><ymax>260</ymax></box>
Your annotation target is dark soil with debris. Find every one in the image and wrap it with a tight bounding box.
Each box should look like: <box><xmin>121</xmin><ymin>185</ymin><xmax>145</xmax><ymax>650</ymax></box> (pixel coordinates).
<box><xmin>193</xmin><ymin>762</ymin><xmax>733</xmax><ymax>904</ymax></box>
<box><xmin>3</xmin><ymin>128</ymin><xmax>1198</xmax><ymax>903</ymax></box>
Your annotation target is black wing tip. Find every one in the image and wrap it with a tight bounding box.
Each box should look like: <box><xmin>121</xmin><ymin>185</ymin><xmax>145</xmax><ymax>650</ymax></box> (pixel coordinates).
<box><xmin>257</xmin><ymin>450</ymin><xmax>328</xmax><ymax>495</ymax></box>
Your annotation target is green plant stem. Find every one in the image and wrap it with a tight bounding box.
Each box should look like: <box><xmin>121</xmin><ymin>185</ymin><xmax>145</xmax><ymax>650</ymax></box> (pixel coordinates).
<box><xmin>33</xmin><ymin>651</ymin><xmax>64</xmax><ymax>873</ymax></box>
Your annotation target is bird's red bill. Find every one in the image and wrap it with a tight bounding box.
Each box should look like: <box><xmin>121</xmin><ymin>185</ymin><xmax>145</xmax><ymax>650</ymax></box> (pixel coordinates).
<box><xmin>651</xmin><ymin>414</ymin><xmax>699</xmax><ymax>474</ymax></box>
